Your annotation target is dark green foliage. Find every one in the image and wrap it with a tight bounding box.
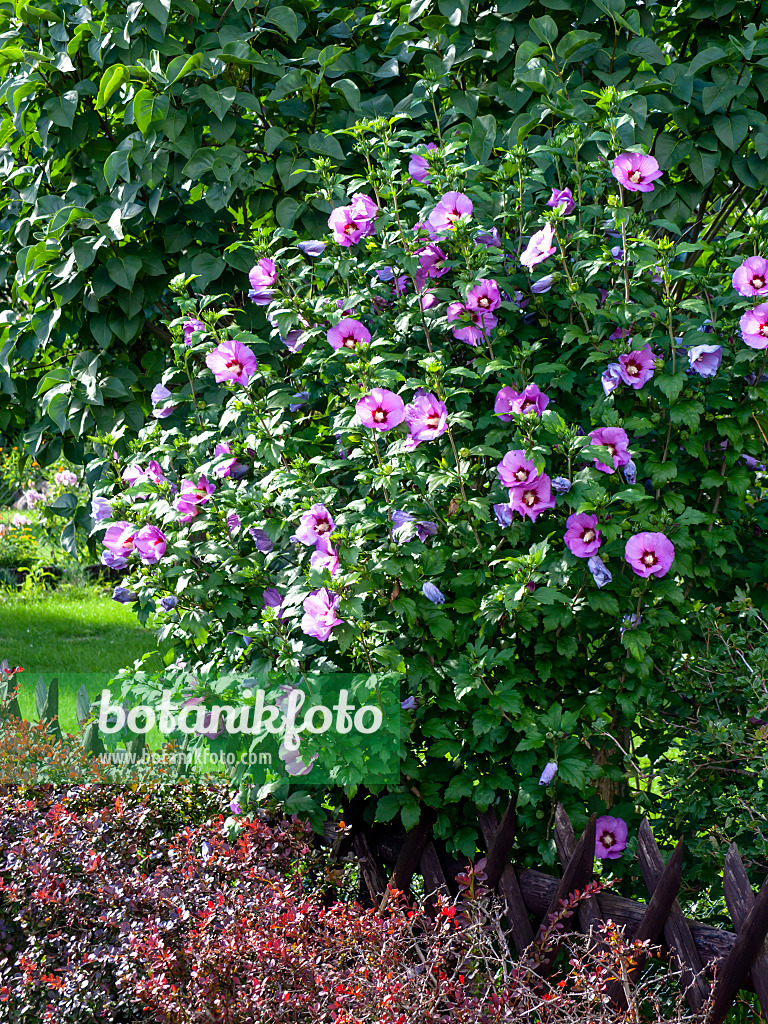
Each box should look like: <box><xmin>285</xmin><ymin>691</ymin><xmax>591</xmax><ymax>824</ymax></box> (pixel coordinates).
<box><xmin>0</xmin><ymin>0</ymin><xmax>766</xmax><ymax>461</ymax></box>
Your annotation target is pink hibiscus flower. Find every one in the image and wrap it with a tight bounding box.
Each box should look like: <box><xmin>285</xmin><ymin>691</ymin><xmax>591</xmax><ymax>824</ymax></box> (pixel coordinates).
<box><xmin>205</xmin><ymin>339</ymin><xmax>257</xmax><ymax>386</ymax></box>
<box><xmin>611</xmin><ymin>152</ymin><xmax>662</xmax><ymax>193</ymax></box>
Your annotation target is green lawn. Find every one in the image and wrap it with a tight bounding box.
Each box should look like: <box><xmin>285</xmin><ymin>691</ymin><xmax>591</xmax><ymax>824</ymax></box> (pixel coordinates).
<box><xmin>0</xmin><ymin>584</ymin><xmax>158</xmax><ymax>733</ymax></box>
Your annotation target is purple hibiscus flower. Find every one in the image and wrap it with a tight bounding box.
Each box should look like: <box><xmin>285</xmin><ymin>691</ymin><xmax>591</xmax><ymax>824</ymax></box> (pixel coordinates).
<box><xmin>356</xmin><ymin>389</ymin><xmax>406</xmax><ymax>431</ymax></box>
<box><xmin>611</xmin><ymin>152</ymin><xmax>662</xmax><ymax>193</ymax></box>
<box><xmin>688</xmin><ymin>344</ymin><xmax>722</xmax><ymax>377</ymax></box>
<box><xmin>589</xmin><ymin>427</ymin><xmax>631</xmax><ymax>474</ymax></box>
<box><xmin>508</xmin><ymin>475</ymin><xmax>556</xmax><ymax>522</ymax></box>
<box><xmin>408</xmin><ymin>142</ymin><xmax>439</xmax><ymax>183</ymax></box>
<box><xmin>625</xmin><ymin>532</ymin><xmax>674</xmax><ymax>578</ymax></box>
<box><xmin>595</xmin><ymin>815</ymin><xmax>629</xmax><ymax>859</ymax></box>
<box><xmin>564</xmin><ymin>513</ymin><xmax>601</xmax><ymax>558</ymax></box>
<box><xmin>205</xmin><ymin>339</ymin><xmax>257</xmax><ymax>387</ymax></box>
<box><xmin>295</xmin><ymin>504</ymin><xmax>335</xmax><ymax>546</ymax></box>
<box><xmin>732</xmin><ymin>256</ymin><xmax>768</xmax><ymax>297</ymax></box>
<box><xmin>617</xmin><ymin>346</ymin><xmax>657</xmax><ymax>389</ymax></box>
<box><xmin>740</xmin><ymin>303</ymin><xmax>768</xmax><ymax>349</ymax></box>
<box><xmin>404</xmin><ymin>392</ymin><xmax>448</xmax><ymax>450</ymax></box>
<box><xmin>547</xmin><ymin>187</ymin><xmax>575</xmax><ymax>214</ymax></box>
<box><xmin>300</xmin><ymin>588</ymin><xmax>344</xmax><ymax>641</ymax></box>
<box><xmin>520</xmin><ymin>224</ymin><xmax>556</xmax><ymax>270</ymax></box>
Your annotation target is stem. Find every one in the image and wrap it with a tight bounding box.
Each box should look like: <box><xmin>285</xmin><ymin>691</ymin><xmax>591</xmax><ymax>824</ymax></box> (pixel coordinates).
<box><xmin>617</xmin><ymin>184</ymin><xmax>630</xmax><ymax>305</ymax></box>
<box><xmin>358</xmin><ymin>628</ymin><xmax>375</xmax><ymax>674</ymax></box>
<box><xmin>446</xmin><ymin>426</ymin><xmax>467</xmax><ymax>502</ymax></box>
<box><xmin>429</xmin><ymin>90</ymin><xmax>443</xmax><ymax>146</ymax></box>
<box><xmin>446</xmin><ymin>426</ymin><xmax>482</xmax><ymax>546</ymax></box>
<box><xmin>183</xmin><ymin>351</ymin><xmax>206</xmax><ymax>430</ymax></box>
<box><xmin>552</xmin><ymin>224</ymin><xmax>590</xmax><ymax>332</ymax></box>
<box><xmin>372</xmin><ymin>436</ymin><xmax>393</xmax><ymax>541</ymax></box>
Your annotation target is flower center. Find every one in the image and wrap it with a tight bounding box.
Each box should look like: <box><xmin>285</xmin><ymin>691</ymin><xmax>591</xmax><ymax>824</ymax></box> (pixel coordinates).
<box><xmin>521</xmin><ymin>401</ymin><xmax>534</xmax><ymax>413</ymax></box>
<box><xmin>425</xmin><ymin>413</ymin><xmax>440</xmax><ymax>428</ymax></box>
<box><xmin>372</xmin><ymin>409</ymin><xmax>386</xmax><ymax>423</ymax></box>
<box><xmin>225</xmin><ymin>359</ymin><xmax>243</xmax><ymax>373</ymax></box>
<box><xmin>761</xmin><ymin>324</ymin><xmax>768</xmax><ymax>337</ymax></box>
<box><xmin>343</xmin><ymin>336</ymin><xmax>356</xmax><ymax>348</ymax></box>
<box><xmin>751</xmin><ymin>275</ymin><xmax>765</xmax><ymax>289</ymax></box>
<box><xmin>523</xmin><ymin>491</ymin><xmax>536</xmax><ymax>506</ymax></box>
<box><xmin>316</xmin><ymin>521</ymin><xmax>330</xmax><ymax>535</ymax></box>
<box><xmin>628</xmin><ymin>170</ymin><xmax>643</xmax><ymax>183</ymax></box>
<box><xmin>582</xmin><ymin>529</ymin><xmax>596</xmax><ymax>544</ymax></box>
<box><xmin>642</xmin><ymin>552</ymin><xmax>656</xmax><ymax>566</ymax></box>
<box><xmin>607</xmin><ymin>445</ymin><xmax>616</xmax><ymax>456</ymax></box>
<box><xmin>625</xmin><ymin>362</ymin><xmax>639</xmax><ymax>375</ymax></box>
<box><xmin>477</xmin><ymin>296</ymin><xmax>490</xmax><ymax>308</ymax></box>
<box><xmin>515</xmin><ymin>469</ymin><xmax>528</xmax><ymax>481</ymax></box>
<box><xmin>600</xmin><ymin>831</ymin><xmax>616</xmax><ymax>849</ymax></box>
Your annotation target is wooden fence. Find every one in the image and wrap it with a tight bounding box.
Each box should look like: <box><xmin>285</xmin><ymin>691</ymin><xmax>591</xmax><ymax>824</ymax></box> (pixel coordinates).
<box><xmin>6</xmin><ymin>676</ymin><xmax>768</xmax><ymax>1020</ymax></box>
<box><xmin>338</xmin><ymin>799</ymin><xmax>768</xmax><ymax>1023</ymax></box>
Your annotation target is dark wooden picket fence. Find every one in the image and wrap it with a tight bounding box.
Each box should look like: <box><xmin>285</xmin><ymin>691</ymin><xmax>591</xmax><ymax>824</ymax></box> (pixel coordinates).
<box><xmin>339</xmin><ymin>799</ymin><xmax>768</xmax><ymax>1023</ymax></box>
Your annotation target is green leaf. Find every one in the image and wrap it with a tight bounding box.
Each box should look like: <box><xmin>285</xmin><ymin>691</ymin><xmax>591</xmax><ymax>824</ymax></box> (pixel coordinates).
<box><xmin>317</xmin><ymin>45</ymin><xmax>348</xmax><ymax>68</ymax></box>
<box><xmin>106</xmin><ymin>255</ymin><xmax>142</xmax><ymax>290</ymax></box>
<box><xmin>308</xmin><ymin>132</ymin><xmax>345</xmax><ymax>160</ymax></box>
<box><xmin>133</xmin><ymin>89</ymin><xmax>170</xmax><ymax>133</ymax></box>
<box><xmin>96</xmin><ymin>65</ymin><xmax>128</xmax><ymax>110</ymax></box>
<box><xmin>43</xmin><ymin>89</ymin><xmax>78</xmax><ymax>128</ymax></box>
<box><xmin>669</xmin><ymin>399</ymin><xmax>703</xmax><ymax>431</ymax></box>
<box><xmin>712</xmin><ymin>113</ymin><xmax>749</xmax><ymax>151</ymax></box>
<box><xmin>675</xmin><ymin>508</ymin><xmax>711</xmax><ymax>526</ymax></box>
<box><xmin>48</xmin><ymin>492</ymin><xmax>78</xmax><ymax>516</ymax></box>
<box><xmin>45</xmin><ymin>392</ymin><xmax>69</xmax><ymax>431</ymax></box>
<box><xmin>555</xmin><ymin>30</ymin><xmax>600</xmax><ymax>61</ymax></box>
<box><xmin>702</xmin><ymin>79</ymin><xmax>743</xmax><ymax>115</ymax></box>
<box><xmin>529</xmin><ymin>14</ymin><xmax>557</xmax><ymax>43</ymax></box>
<box><xmin>275</xmin><ymin>197</ymin><xmax>302</xmax><ymax>228</ymax></box>
<box><xmin>188</xmin><ymin>252</ymin><xmax>225</xmax><ymax>287</ymax></box>
<box><xmin>400</xmin><ymin>799</ymin><xmax>421</xmax><ymax>831</ymax></box>
<box><xmin>655</xmin><ymin>371</ymin><xmax>687</xmax><ymax>402</ymax></box>
<box><xmin>141</xmin><ymin>0</ymin><xmax>170</xmax><ymax>24</ymax></box>
<box><xmin>654</xmin><ymin>132</ymin><xmax>691</xmax><ymax>169</ymax></box>
<box><xmin>264</xmin><ymin>6</ymin><xmax>299</xmax><ymax>41</ymax></box>
<box><xmin>197</xmin><ymin>84</ymin><xmax>237</xmax><ymax>121</ymax></box>
<box><xmin>166</xmin><ymin>53</ymin><xmax>201</xmax><ymax>85</ymax></box>
<box><xmin>611</xmin><ymin>487</ymin><xmax>650</xmax><ymax>504</ymax></box>
<box><xmin>376</xmin><ymin>793</ymin><xmax>402</xmax><ymax>822</ymax></box>
<box><xmin>468</xmin><ymin>113</ymin><xmax>496</xmax><ymax>165</ymax></box>
<box><xmin>264</xmin><ymin>126</ymin><xmax>288</xmax><ymax>154</ymax></box>
<box><xmin>409</xmin><ymin>0</ymin><xmax>431</xmax><ymax>20</ymax></box>
<box><xmin>591</xmin><ymin>0</ymin><xmax>634</xmax><ymax>32</ymax></box>
<box><xmin>689</xmin><ymin>147</ymin><xmax>720</xmax><ymax>185</ymax></box>
<box><xmin>627</xmin><ymin>36</ymin><xmax>666</xmax><ymax>66</ymax></box>
<box><xmin>332</xmin><ymin>79</ymin><xmax>361</xmax><ymax>111</ymax></box>
<box><xmin>688</xmin><ymin>46</ymin><xmax>727</xmax><ymax>75</ymax></box>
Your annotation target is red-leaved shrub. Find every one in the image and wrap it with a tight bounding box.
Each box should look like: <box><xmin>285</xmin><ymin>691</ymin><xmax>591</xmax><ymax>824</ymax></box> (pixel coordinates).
<box><xmin>0</xmin><ymin>784</ymin><xmax>700</xmax><ymax>1024</ymax></box>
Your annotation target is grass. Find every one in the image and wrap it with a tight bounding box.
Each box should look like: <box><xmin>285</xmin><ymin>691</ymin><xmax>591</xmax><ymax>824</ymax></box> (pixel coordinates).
<box><xmin>0</xmin><ymin>583</ymin><xmax>158</xmax><ymax>733</ymax></box>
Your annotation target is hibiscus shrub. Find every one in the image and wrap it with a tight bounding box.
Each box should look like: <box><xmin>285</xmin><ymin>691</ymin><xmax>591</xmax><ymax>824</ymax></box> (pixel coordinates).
<box><xmin>91</xmin><ymin>97</ymin><xmax>768</xmax><ymax>862</ymax></box>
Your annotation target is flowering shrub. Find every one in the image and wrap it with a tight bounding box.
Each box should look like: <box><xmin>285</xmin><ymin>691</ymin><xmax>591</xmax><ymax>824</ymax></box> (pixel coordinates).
<box><xmin>93</xmin><ymin>104</ymin><xmax>768</xmax><ymax>859</ymax></box>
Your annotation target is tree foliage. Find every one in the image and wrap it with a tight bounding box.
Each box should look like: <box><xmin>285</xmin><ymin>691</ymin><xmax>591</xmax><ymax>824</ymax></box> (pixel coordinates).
<box><xmin>0</xmin><ymin>0</ymin><xmax>766</xmax><ymax>463</ymax></box>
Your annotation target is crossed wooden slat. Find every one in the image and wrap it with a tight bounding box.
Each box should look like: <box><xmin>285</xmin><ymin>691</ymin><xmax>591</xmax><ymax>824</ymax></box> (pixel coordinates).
<box><xmin>349</xmin><ymin>801</ymin><xmax>768</xmax><ymax>1018</ymax></box>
